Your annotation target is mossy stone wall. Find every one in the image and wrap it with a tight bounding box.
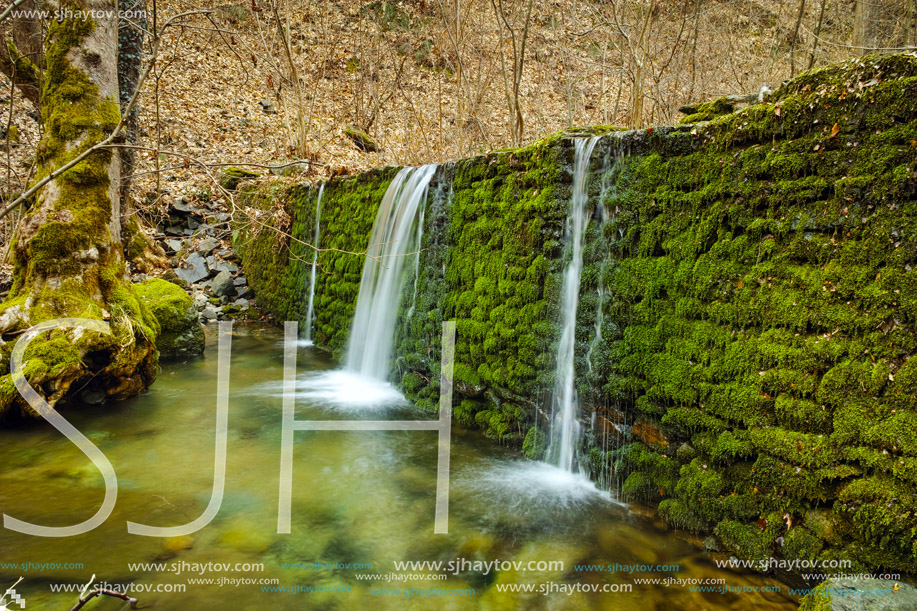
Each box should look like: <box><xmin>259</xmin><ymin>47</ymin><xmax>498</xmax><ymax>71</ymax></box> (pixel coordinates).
<box><xmin>236</xmin><ymin>54</ymin><xmax>917</xmax><ymax>574</ymax></box>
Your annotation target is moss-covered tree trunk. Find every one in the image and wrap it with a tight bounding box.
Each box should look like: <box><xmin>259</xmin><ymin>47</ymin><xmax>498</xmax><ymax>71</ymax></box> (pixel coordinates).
<box><xmin>0</xmin><ymin>0</ymin><xmax>159</xmax><ymax>422</ymax></box>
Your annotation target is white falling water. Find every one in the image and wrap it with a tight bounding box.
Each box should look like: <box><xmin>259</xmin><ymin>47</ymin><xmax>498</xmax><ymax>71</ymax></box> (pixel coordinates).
<box><xmin>303</xmin><ymin>183</ymin><xmax>325</xmax><ymax>344</ymax></box>
<box><xmin>548</xmin><ymin>136</ymin><xmax>601</xmax><ymax>473</ymax></box>
<box><xmin>345</xmin><ymin>165</ymin><xmax>437</xmax><ymax>380</ymax></box>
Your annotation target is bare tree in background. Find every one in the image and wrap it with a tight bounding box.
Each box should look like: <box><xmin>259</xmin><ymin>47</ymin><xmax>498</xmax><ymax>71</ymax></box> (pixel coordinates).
<box><xmin>490</xmin><ymin>0</ymin><xmax>534</xmax><ymax>146</ymax></box>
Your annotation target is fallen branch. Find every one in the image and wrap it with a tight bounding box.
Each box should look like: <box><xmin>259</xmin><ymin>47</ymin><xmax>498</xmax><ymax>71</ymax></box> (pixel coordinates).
<box><xmin>70</xmin><ymin>589</ymin><xmax>138</xmax><ymax>611</ymax></box>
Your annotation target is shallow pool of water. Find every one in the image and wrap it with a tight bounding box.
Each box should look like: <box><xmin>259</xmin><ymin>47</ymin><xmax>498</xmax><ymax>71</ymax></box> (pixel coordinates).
<box><xmin>0</xmin><ymin>325</ymin><xmax>798</xmax><ymax>609</ymax></box>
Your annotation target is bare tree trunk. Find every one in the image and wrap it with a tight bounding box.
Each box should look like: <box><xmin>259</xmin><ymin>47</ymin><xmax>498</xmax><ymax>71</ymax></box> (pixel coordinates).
<box><xmin>789</xmin><ymin>0</ymin><xmax>807</xmax><ymax>77</ymax></box>
<box><xmin>808</xmin><ymin>0</ymin><xmax>828</xmax><ymax>70</ymax></box>
<box><xmin>906</xmin><ymin>0</ymin><xmax>917</xmax><ymax>47</ymax></box>
<box><xmin>0</xmin><ymin>0</ymin><xmax>158</xmax><ymax>421</ymax></box>
<box><xmin>854</xmin><ymin>0</ymin><xmax>881</xmax><ymax>55</ymax></box>
<box><xmin>118</xmin><ymin>0</ymin><xmax>147</xmax><ymax>225</ymax></box>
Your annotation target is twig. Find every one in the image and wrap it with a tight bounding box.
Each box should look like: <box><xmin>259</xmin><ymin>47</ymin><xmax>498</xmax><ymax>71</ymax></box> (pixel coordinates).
<box><xmin>0</xmin><ymin>0</ymin><xmax>30</xmax><ymax>23</ymax></box>
<box><xmin>70</xmin><ymin>589</ymin><xmax>138</xmax><ymax>611</ymax></box>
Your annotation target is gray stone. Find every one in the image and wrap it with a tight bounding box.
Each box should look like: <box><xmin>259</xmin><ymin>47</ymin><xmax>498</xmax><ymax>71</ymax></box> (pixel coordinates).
<box><xmin>193</xmin><ymin>292</ymin><xmax>208</xmax><ymax>308</ymax></box>
<box><xmin>198</xmin><ymin>237</ymin><xmax>220</xmax><ymax>254</ymax></box>
<box><xmin>233</xmin><ymin>276</ymin><xmax>248</xmax><ymax>286</ymax></box>
<box><xmin>235</xmin><ymin>286</ymin><xmax>253</xmax><ymax>299</ymax></box>
<box><xmin>171</xmin><ymin>198</ymin><xmax>194</xmax><ymax>214</ymax></box>
<box><xmin>201</xmin><ymin>305</ymin><xmax>219</xmax><ymax>321</ymax></box>
<box><xmin>213</xmin><ymin>261</ymin><xmax>238</xmax><ymax>274</ymax></box>
<box><xmin>165</xmin><ymin>239</ymin><xmax>184</xmax><ymax>254</ymax></box>
<box><xmin>232</xmin><ymin>298</ymin><xmax>250</xmax><ymax>308</ymax></box>
<box><xmin>175</xmin><ymin>253</ymin><xmax>209</xmax><ymax>284</ymax></box>
<box><xmin>815</xmin><ymin>577</ymin><xmax>917</xmax><ymax>610</ymax></box>
<box><xmin>211</xmin><ymin>270</ymin><xmax>235</xmax><ymax>298</ymax></box>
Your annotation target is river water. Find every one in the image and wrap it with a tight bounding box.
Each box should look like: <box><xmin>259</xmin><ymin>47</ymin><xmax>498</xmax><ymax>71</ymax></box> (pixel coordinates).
<box><xmin>0</xmin><ymin>325</ymin><xmax>797</xmax><ymax>609</ymax></box>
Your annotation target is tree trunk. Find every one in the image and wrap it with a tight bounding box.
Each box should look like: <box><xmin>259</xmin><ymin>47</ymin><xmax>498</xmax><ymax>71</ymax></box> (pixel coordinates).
<box><xmin>0</xmin><ymin>0</ymin><xmax>158</xmax><ymax>422</ymax></box>
<box><xmin>854</xmin><ymin>0</ymin><xmax>881</xmax><ymax>55</ymax></box>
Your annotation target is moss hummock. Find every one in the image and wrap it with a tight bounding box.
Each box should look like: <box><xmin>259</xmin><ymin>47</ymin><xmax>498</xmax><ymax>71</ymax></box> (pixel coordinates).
<box><xmin>134</xmin><ymin>279</ymin><xmax>205</xmax><ymax>359</ymax></box>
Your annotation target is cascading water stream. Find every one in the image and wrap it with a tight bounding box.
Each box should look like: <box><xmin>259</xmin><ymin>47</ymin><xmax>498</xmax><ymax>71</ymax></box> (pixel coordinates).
<box><xmin>547</xmin><ymin>136</ymin><xmax>601</xmax><ymax>473</ymax></box>
<box><xmin>303</xmin><ymin>183</ymin><xmax>324</xmax><ymax>344</ymax></box>
<box><xmin>345</xmin><ymin>165</ymin><xmax>437</xmax><ymax>380</ymax></box>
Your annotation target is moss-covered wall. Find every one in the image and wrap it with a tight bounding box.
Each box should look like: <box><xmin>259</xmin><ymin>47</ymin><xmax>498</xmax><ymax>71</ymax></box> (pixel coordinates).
<box><xmin>236</xmin><ymin>54</ymin><xmax>917</xmax><ymax>575</ymax></box>
<box><xmin>599</xmin><ymin>54</ymin><xmax>917</xmax><ymax>575</ymax></box>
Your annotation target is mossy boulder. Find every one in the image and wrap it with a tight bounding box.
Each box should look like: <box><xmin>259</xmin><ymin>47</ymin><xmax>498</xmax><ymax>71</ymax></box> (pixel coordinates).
<box><xmin>219</xmin><ymin>166</ymin><xmax>260</xmax><ymax>190</ymax></box>
<box><xmin>134</xmin><ymin>278</ymin><xmax>205</xmax><ymax>359</ymax></box>
<box><xmin>343</xmin><ymin>125</ymin><xmax>380</xmax><ymax>152</ymax></box>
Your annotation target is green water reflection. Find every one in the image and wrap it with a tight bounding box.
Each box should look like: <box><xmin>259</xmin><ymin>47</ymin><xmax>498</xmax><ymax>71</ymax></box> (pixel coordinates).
<box><xmin>0</xmin><ymin>325</ymin><xmax>797</xmax><ymax>609</ymax></box>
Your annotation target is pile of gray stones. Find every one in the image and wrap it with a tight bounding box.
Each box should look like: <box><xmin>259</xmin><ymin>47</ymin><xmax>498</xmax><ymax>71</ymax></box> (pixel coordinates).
<box><xmin>135</xmin><ymin>194</ymin><xmax>261</xmax><ymax>323</ymax></box>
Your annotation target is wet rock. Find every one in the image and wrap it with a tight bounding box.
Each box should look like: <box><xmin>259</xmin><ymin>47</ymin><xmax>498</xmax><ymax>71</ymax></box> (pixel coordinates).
<box><xmin>633</xmin><ymin>419</ymin><xmax>669</xmax><ymax>447</ymax></box>
<box><xmin>80</xmin><ymin>388</ymin><xmax>107</xmax><ymax>405</ymax></box>
<box><xmin>175</xmin><ymin>253</ymin><xmax>209</xmax><ymax>284</ymax></box>
<box><xmin>211</xmin><ymin>271</ymin><xmax>235</xmax><ymax>297</ymax></box>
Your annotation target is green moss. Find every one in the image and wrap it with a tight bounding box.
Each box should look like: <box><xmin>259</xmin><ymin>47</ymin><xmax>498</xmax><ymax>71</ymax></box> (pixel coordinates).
<box><xmin>522</xmin><ymin>426</ymin><xmax>546</xmax><ymax>460</ymax></box>
<box><xmin>343</xmin><ymin>126</ymin><xmax>380</xmax><ymax>152</ymax></box>
<box><xmin>134</xmin><ymin>279</ymin><xmax>204</xmax><ymax>359</ymax></box>
<box><xmin>220</xmin><ymin>166</ymin><xmax>260</xmax><ymax>190</ymax></box>
<box><xmin>678</xmin><ymin>97</ymin><xmax>736</xmax><ymax>124</ymax></box>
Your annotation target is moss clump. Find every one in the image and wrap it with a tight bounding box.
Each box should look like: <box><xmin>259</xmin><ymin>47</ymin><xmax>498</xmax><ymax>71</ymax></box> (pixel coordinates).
<box><xmin>678</xmin><ymin>97</ymin><xmax>736</xmax><ymax>124</ymax></box>
<box><xmin>522</xmin><ymin>426</ymin><xmax>546</xmax><ymax>460</ymax></box>
<box><xmin>219</xmin><ymin>166</ymin><xmax>260</xmax><ymax>190</ymax></box>
<box><xmin>134</xmin><ymin>279</ymin><xmax>204</xmax><ymax>359</ymax></box>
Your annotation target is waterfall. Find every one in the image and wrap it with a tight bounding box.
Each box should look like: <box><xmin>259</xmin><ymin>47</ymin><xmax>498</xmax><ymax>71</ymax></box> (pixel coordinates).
<box><xmin>345</xmin><ymin>165</ymin><xmax>437</xmax><ymax>380</ymax></box>
<box><xmin>547</xmin><ymin>136</ymin><xmax>600</xmax><ymax>473</ymax></box>
<box><xmin>303</xmin><ymin>183</ymin><xmax>325</xmax><ymax>344</ymax></box>
<box><xmin>406</xmin><ymin>202</ymin><xmax>425</xmax><ymax>320</ymax></box>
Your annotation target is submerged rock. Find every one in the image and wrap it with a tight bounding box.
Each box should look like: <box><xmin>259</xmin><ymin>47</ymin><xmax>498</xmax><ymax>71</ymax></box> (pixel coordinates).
<box><xmin>801</xmin><ymin>578</ymin><xmax>917</xmax><ymax>610</ymax></box>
